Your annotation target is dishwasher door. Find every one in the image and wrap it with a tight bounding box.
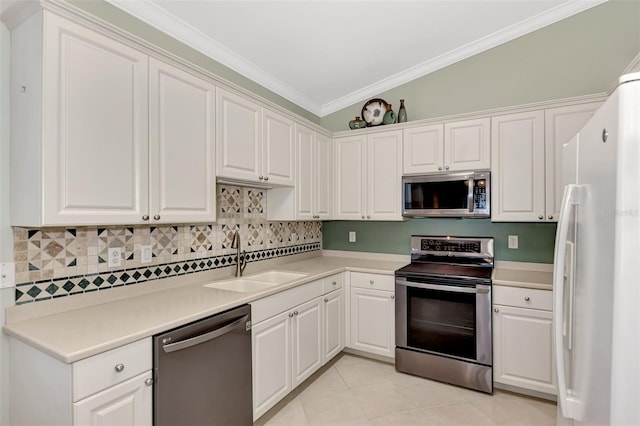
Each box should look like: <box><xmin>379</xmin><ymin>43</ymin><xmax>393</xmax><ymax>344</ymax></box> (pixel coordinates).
<box><xmin>153</xmin><ymin>304</ymin><xmax>252</xmax><ymax>426</ymax></box>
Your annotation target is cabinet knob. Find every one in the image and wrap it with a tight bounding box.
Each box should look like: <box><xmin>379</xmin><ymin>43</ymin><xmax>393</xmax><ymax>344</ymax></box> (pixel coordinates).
<box><xmin>144</xmin><ymin>378</ymin><xmax>153</xmax><ymax>387</ymax></box>
<box><xmin>361</xmin><ymin>215</ymin><xmax>365</xmax><ymax>219</ymax></box>
<box><xmin>524</xmin><ymin>296</ymin><xmax>531</xmax><ymax>301</ymax></box>
<box><xmin>289</xmin><ymin>312</ymin><xmax>294</xmax><ymax>318</ymax></box>
<box><xmin>293</xmin><ymin>310</ymin><xmax>299</xmax><ymax>316</ymax></box>
<box><xmin>142</xmin><ymin>215</ymin><xmax>150</xmax><ymax>221</ymax></box>
<box><xmin>369</xmin><ymin>280</ymin><xmax>374</xmax><ymax>285</ymax></box>
<box><xmin>114</xmin><ymin>363</ymin><xmax>125</xmax><ymax>373</ymax></box>
<box><xmin>494</xmin><ymin>308</ymin><xmax>499</xmax><ymax>313</ymax></box>
<box><xmin>438</xmin><ymin>166</ymin><xmax>443</xmax><ymax>171</ymax></box>
<box><xmin>366</xmin><ymin>215</ymin><xmax>371</xmax><ymax>219</ymax></box>
<box><xmin>538</xmin><ymin>215</ymin><xmax>544</xmax><ymax>220</ymax></box>
<box><xmin>445</xmin><ymin>166</ymin><xmax>450</xmax><ymax>170</ymax></box>
<box><xmin>153</xmin><ymin>214</ymin><xmax>161</xmax><ymax>220</ymax></box>
<box><xmin>548</xmin><ymin>215</ymin><xmax>553</xmax><ymax>220</ymax></box>
<box><xmin>259</xmin><ymin>175</ymin><xmax>264</xmax><ymax>180</ymax></box>
<box><xmin>332</xmin><ymin>281</ymin><xmax>337</xmax><ymax>286</ymax></box>
<box><xmin>20</xmin><ymin>85</ymin><xmax>26</xmax><ymax>93</ymax></box>
<box><xmin>264</xmin><ymin>176</ymin><xmax>269</xmax><ymax>181</ymax></box>
<box><xmin>324</xmin><ymin>297</ymin><xmax>329</xmax><ymax>302</ymax></box>
<box><xmin>390</xmin><ymin>294</ymin><xmax>395</xmax><ymax>299</ymax></box>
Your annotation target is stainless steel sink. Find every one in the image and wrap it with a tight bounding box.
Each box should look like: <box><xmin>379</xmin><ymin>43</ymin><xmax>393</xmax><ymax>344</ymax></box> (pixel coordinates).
<box><xmin>203</xmin><ymin>271</ymin><xmax>308</xmax><ymax>293</ymax></box>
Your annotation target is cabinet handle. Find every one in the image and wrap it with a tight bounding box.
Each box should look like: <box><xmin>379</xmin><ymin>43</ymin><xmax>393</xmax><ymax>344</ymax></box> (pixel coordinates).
<box><xmin>524</xmin><ymin>296</ymin><xmax>531</xmax><ymax>301</ymax></box>
<box><xmin>114</xmin><ymin>363</ymin><xmax>125</xmax><ymax>373</ymax></box>
<box><xmin>289</xmin><ymin>312</ymin><xmax>294</xmax><ymax>318</ymax></box>
<box><xmin>494</xmin><ymin>308</ymin><xmax>499</xmax><ymax>313</ymax></box>
<box><xmin>153</xmin><ymin>214</ymin><xmax>161</xmax><ymax>220</ymax></box>
<box><xmin>293</xmin><ymin>310</ymin><xmax>299</xmax><ymax>316</ymax></box>
<box><xmin>548</xmin><ymin>215</ymin><xmax>553</xmax><ymax>220</ymax></box>
<box><xmin>145</xmin><ymin>378</ymin><xmax>153</xmax><ymax>387</ymax></box>
<box><xmin>538</xmin><ymin>215</ymin><xmax>544</xmax><ymax>220</ymax></box>
<box><xmin>390</xmin><ymin>295</ymin><xmax>395</xmax><ymax>299</ymax></box>
<box><xmin>445</xmin><ymin>166</ymin><xmax>450</xmax><ymax>170</ymax></box>
<box><xmin>258</xmin><ymin>175</ymin><xmax>264</xmax><ymax>180</ymax></box>
<box><xmin>142</xmin><ymin>215</ymin><xmax>150</xmax><ymax>221</ymax></box>
<box><xmin>264</xmin><ymin>176</ymin><xmax>269</xmax><ymax>181</ymax></box>
<box><xmin>438</xmin><ymin>166</ymin><xmax>443</xmax><ymax>171</ymax></box>
<box><xmin>324</xmin><ymin>297</ymin><xmax>329</xmax><ymax>302</ymax></box>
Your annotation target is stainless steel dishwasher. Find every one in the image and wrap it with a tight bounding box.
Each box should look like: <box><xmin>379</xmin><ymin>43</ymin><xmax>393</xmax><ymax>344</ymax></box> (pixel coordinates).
<box><xmin>153</xmin><ymin>304</ymin><xmax>252</xmax><ymax>425</ymax></box>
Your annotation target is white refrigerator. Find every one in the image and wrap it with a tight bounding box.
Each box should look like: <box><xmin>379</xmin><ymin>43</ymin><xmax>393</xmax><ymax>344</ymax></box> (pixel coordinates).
<box><xmin>553</xmin><ymin>72</ymin><xmax>640</xmax><ymax>426</ymax></box>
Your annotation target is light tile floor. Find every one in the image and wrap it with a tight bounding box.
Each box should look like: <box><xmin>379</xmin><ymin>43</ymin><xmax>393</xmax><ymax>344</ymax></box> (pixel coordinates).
<box><xmin>255</xmin><ymin>353</ymin><xmax>557</xmax><ymax>426</ymax></box>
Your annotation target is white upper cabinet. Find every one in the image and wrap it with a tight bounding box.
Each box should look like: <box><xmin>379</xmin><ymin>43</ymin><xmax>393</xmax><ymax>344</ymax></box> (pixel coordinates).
<box><xmin>444</xmin><ymin>118</ymin><xmax>491</xmax><ymax>171</ymax></box>
<box><xmin>148</xmin><ymin>58</ymin><xmax>216</xmax><ymax>223</ymax></box>
<box><xmin>216</xmin><ymin>87</ymin><xmax>295</xmax><ymax>186</ymax></box>
<box><xmin>315</xmin><ymin>133</ymin><xmax>333</xmax><ymax>219</ymax></box>
<box><xmin>491</xmin><ymin>111</ymin><xmax>545</xmax><ymax>222</ymax></box>
<box><xmin>335</xmin><ymin>130</ymin><xmax>402</xmax><ymax>221</ymax></box>
<box><xmin>294</xmin><ymin>125</ymin><xmax>332</xmax><ymax>220</ymax></box>
<box><xmin>403</xmin><ymin>118</ymin><xmax>490</xmax><ymax>175</ymax></box>
<box><xmin>544</xmin><ymin>102</ymin><xmax>601</xmax><ymax>221</ymax></box>
<box><xmin>10</xmin><ymin>11</ymin><xmax>216</xmax><ymax>226</ymax></box>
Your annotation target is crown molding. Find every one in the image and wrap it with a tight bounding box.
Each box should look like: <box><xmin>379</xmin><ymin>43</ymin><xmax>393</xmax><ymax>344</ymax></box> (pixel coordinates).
<box><xmin>105</xmin><ymin>0</ymin><xmax>322</xmax><ymax>116</ymax></box>
<box><xmin>99</xmin><ymin>0</ymin><xmax>605</xmax><ymax>117</ymax></box>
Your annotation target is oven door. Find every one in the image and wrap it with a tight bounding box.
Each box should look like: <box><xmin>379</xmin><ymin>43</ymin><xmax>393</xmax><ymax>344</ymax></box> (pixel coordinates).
<box><xmin>395</xmin><ymin>275</ymin><xmax>492</xmax><ymax>366</ymax></box>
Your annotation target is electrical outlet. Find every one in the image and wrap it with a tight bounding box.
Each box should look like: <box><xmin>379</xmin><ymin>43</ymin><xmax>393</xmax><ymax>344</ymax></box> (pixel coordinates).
<box><xmin>291</xmin><ymin>232</ymin><xmax>298</xmax><ymax>241</ymax></box>
<box><xmin>349</xmin><ymin>231</ymin><xmax>356</xmax><ymax>243</ymax></box>
<box><xmin>108</xmin><ymin>247</ymin><xmax>122</xmax><ymax>267</ymax></box>
<box><xmin>141</xmin><ymin>245</ymin><xmax>152</xmax><ymax>264</ymax></box>
<box><xmin>0</xmin><ymin>263</ymin><xmax>15</xmax><ymax>288</ymax></box>
<box><xmin>508</xmin><ymin>235</ymin><xmax>519</xmax><ymax>249</ymax></box>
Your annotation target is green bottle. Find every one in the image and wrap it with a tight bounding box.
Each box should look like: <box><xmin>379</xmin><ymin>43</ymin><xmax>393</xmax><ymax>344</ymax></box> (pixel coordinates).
<box><xmin>398</xmin><ymin>99</ymin><xmax>407</xmax><ymax>123</ymax></box>
<box><xmin>383</xmin><ymin>104</ymin><xmax>396</xmax><ymax>125</ymax></box>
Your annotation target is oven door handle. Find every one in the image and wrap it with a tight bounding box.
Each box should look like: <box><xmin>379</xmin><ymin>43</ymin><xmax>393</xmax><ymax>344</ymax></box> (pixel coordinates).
<box><xmin>396</xmin><ymin>278</ymin><xmax>489</xmax><ymax>294</ymax></box>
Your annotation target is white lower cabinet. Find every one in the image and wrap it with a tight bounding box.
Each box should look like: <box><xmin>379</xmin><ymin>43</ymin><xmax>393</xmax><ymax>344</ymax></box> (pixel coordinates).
<box><xmin>348</xmin><ymin>272</ymin><xmax>395</xmax><ymax>358</ymax></box>
<box><xmin>9</xmin><ymin>337</ymin><xmax>152</xmax><ymax>426</ymax></box>
<box><xmin>251</xmin><ymin>274</ymin><xmax>344</xmax><ymax>420</ymax></box>
<box><xmin>73</xmin><ymin>371</ymin><xmax>152</xmax><ymax>425</ymax></box>
<box><xmin>493</xmin><ymin>286</ymin><xmax>556</xmax><ymax>396</ymax></box>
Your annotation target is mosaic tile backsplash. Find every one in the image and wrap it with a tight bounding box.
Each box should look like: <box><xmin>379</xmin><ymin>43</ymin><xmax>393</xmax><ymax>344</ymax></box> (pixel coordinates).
<box><xmin>13</xmin><ymin>185</ymin><xmax>322</xmax><ymax>305</ymax></box>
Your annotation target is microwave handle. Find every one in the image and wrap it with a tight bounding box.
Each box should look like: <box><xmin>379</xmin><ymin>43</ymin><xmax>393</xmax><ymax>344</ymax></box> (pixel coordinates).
<box><xmin>468</xmin><ymin>178</ymin><xmax>474</xmax><ymax>213</ymax></box>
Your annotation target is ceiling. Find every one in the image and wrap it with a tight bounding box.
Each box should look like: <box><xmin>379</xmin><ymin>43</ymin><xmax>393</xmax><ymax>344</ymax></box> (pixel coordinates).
<box><xmin>107</xmin><ymin>0</ymin><xmax>606</xmax><ymax>117</ymax></box>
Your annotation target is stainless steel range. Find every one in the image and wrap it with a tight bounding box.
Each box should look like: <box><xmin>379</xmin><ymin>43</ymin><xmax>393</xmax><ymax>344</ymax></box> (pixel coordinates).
<box><xmin>395</xmin><ymin>235</ymin><xmax>494</xmax><ymax>393</ymax></box>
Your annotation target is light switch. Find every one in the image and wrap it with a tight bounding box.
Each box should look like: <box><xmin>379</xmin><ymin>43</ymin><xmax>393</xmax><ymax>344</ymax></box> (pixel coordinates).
<box><xmin>508</xmin><ymin>235</ymin><xmax>519</xmax><ymax>249</ymax></box>
<box><xmin>141</xmin><ymin>245</ymin><xmax>152</xmax><ymax>264</ymax></box>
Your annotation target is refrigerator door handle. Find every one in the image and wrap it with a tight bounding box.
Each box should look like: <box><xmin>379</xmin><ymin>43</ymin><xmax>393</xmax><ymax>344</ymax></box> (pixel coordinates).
<box><xmin>553</xmin><ymin>184</ymin><xmax>579</xmax><ymax>419</ymax></box>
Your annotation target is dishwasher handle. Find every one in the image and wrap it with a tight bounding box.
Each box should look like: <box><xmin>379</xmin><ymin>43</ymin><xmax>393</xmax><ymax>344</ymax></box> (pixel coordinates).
<box><xmin>162</xmin><ymin>314</ymin><xmax>249</xmax><ymax>353</ymax></box>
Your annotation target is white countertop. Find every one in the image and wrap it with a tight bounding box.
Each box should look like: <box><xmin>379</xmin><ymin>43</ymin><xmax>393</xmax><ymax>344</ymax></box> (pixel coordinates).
<box><xmin>3</xmin><ymin>254</ymin><xmax>408</xmax><ymax>363</ymax></box>
<box><xmin>492</xmin><ymin>261</ymin><xmax>553</xmax><ymax>291</ymax></box>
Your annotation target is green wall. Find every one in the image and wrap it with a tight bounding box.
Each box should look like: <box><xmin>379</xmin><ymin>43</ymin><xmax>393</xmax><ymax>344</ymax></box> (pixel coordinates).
<box><xmin>67</xmin><ymin>0</ymin><xmax>321</xmax><ymax>125</ymax></box>
<box><xmin>322</xmin><ymin>219</ymin><xmax>557</xmax><ymax>263</ymax></box>
<box><xmin>321</xmin><ymin>0</ymin><xmax>640</xmax><ymax>131</ymax></box>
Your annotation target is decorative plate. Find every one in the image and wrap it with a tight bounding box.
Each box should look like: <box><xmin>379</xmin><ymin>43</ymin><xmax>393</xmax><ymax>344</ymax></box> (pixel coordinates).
<box><xmin>361</xmin><ymin>98</ymin><xmax>388</xmax><ymax>126</ymax></box>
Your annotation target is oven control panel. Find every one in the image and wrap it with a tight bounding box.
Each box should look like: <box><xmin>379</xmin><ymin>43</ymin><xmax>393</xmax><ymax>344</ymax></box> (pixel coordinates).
<box><xmin>412</xmin><ymin>236</ymin><xmax>494</xmax><ymax>259</ymax></box>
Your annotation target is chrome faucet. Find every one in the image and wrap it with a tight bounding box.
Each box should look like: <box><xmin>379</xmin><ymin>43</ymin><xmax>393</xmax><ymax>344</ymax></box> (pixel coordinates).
<box><xmin>231</xmin><ymin>231</ymin><xmax>247</xmax><ymax>277</ymax></box>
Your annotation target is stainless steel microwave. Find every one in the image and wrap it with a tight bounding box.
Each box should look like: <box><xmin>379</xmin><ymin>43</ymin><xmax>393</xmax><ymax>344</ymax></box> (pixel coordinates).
<box><xmin>402</xmin><ymin>171</ymin><xmax>490</xmax><ymax>218</ymax></box>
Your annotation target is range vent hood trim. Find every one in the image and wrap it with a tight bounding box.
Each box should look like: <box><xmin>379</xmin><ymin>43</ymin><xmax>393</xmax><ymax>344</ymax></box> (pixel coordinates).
<box><xmin>216</xmin><ymin>177</ymin><xmax>275</xmax><ymax>189</ymax></box>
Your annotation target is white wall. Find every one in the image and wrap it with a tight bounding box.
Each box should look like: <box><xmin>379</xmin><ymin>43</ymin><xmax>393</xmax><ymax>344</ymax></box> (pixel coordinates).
<box><xmin>0</xmin><ymin>19</ymin><xmax>13</xmax><ymax>426</ymax></box>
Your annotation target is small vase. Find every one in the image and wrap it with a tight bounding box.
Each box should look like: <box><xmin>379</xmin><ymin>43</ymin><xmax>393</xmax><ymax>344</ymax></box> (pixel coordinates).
<box><xmin>383</xmin><ymin>104</ymin><xmax>396</xmax><ymax>125</ymax></box>
<box><xmin>348</xmin><ymin>116</ymin><xmax>367</xmax><ymax>130</ymax></box>
<box><xmin>398</xmin><ymin>99</ymin><xmax>407</xmax><ymax>123</ymax></box>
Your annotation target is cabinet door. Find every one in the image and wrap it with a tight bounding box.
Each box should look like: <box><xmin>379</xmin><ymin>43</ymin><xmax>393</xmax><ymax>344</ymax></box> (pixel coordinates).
<box><xmin>444</xmin><ymin>118</ymin><xmax>491</xmax><ymax>171</ymax></box>
<box><xmin>323</xmin><ymin>289</ymin><xmax>344</xmax><ymax>364</ymax></box>
<box><xmin>544</xmin><ymin>102</ymin><xmax>601</xmax><ymax>221</ymax></box>
<box><xmin>403</xmin><ymin>124</ymin><xmax>444</xmax><ymax>174</ymax></box>
<box><xmin>216</xmin><ymin>87</ymin><xmax>262</xmax><ymax>182</ymax></box>
<box><xmin>315</xmin><ymin>133</ymin><xmax>333</xmax><ymax>220</ymax></box>
<box><xmin>73</xmin><ymin>371</ymin><xmax>152</xmax><ymax>426</ymax></box>
<box><xmin>367</xmin><ymin>130</ymin><xmax>403</xmax><ymax>220</ymax></box>
<box><xmin>350</xmin><ymin>287</ymin><xmax>395</xmax><ymax>358</ymax></box>
<box><xmin>252</xmin><ymin>311</ymin><xmax>291</xmax><ymax>420</ymax></box>
<box><xmin>491</xmin><ymin>111</ymin><xmax>545</xmax><ymax>222</ymax></box>
<box><xmin>295</xmin><ymin>124</ymin><xmax>315</xmax><ymax>220</ymax></box>
<box><xmin>263</xmin><ymin>109</ymin><xmax>295</xmax><ymax>186</ymax></box>
<box><xmin>148</xmin><ymin>58</ymin><xmax>216</xmax><ymax>223</ymax></box>
<box><xmin>493</xmin><ymin>305</ymin><xmax>556</xmax><ymax>395</ymax></box>
<box><xmin>334</xmin><ymin>135</ymin><xmax>367</xmax><ymax>220</ymax></box>
<box><xmin>42</xmin><ymin>13</ymin><xmax>149</xmax><ymax>225</ymax></box>
<box><xmin>291</xmin><ymin>297</ymin><xmax>323</xmax><ymax>388</ymax></box>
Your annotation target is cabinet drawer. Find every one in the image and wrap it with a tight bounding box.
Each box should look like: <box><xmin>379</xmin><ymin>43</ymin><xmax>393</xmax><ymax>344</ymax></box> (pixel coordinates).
<box><xmin>73</xmin><ymin>338</ymin><xmax>152</xmax><ymax>402</ymax></box>
<box><xmin>252</xmin><ymin>279</ymin><xmax>323</xmax><ymax>324</ymax></box>
<box><xmin>350</xmin><ymin>272</ymin><xmax>394</xmax><ymax>292</ymax></box>
<box><xmin>493</xmin><ymin>286</ymin><xmax>552</xmax><ymax>311</ymax></box>
<box><xmin>322</xmin><ymin>273</ymin><xmax>344</xmax><ymax>294</ymax></box>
